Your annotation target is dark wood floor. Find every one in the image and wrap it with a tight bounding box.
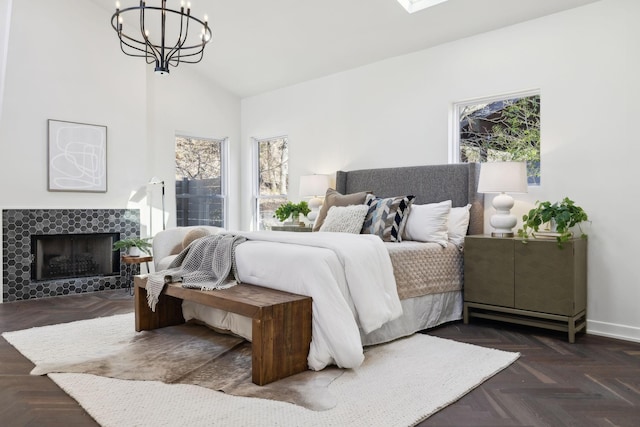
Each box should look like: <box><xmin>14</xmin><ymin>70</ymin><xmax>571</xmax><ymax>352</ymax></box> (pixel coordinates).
<box><xmin>1</xmin><ymin>291</ymin><xmax>639</xmax><ymax>427</ymax></box>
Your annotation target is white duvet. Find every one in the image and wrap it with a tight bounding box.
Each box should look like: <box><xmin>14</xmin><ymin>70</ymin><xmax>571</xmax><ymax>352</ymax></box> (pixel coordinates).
<box><xmin>182</xmin><ymin>231</ymin><xmax>402</xmax><ymax>370</ymax></box>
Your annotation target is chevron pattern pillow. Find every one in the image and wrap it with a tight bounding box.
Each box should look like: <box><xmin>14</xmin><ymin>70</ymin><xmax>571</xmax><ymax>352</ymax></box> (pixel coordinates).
<box><xmin>362</xmin><ymin>194</ymin><xmax>415</xmax><ymax>242</ymax></box>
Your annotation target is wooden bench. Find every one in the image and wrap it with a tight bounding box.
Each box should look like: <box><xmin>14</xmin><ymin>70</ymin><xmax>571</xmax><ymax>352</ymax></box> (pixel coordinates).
<box><xmin>134</xmin><ymin>276</ymin><xmax>312</xmax><ymax>385</ymax></box>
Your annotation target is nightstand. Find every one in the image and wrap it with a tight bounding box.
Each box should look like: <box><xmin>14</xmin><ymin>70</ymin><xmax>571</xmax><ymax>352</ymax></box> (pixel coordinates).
<box><xmin>463</xmin><ymin>235</ymin><xmax>587</xmax><ymax>342</ymax></box>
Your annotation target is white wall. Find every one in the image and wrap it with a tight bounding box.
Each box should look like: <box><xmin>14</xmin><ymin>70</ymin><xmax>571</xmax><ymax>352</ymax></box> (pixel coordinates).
<box><xmin>0</xmin><ymin>0</ymin><xmax>241</xmax><ymax>293</ymax></box>
<box><xmin>0</xmin><ymin>0</ymin><xmax>147</xmax><ymax>211</ymax></box>
<box><xmin>0</xmin><ymin>0</ymin><xmax>12</xmax><ymax>122</ymax></box>
<box><xmin>146</xmin><ymin>68</ymin><xmax>241</xmax><ymax>232</ymax></box>
<box><xmin>241</xmin><ymin>0</ymin><xmax>640</xmax><ymax>342</ymax></box>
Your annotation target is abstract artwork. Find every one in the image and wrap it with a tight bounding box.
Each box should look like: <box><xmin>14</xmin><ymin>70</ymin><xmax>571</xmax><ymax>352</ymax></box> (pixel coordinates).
<box><xmin>48</xmin><ymin>120</ymin><xmax>107</xmax><ymax>192</ymax></box>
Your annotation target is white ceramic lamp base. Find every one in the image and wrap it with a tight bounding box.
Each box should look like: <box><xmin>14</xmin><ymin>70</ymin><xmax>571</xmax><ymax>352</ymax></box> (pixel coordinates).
<box><xmin>489</xmin><ymin>192</ymin><xmax>517</xmax><ymax>237</ymax></box>
<box><xmin>307</xmin><ymin>197</ymin><xmax>322</xmax><ymax>222</ymax></box>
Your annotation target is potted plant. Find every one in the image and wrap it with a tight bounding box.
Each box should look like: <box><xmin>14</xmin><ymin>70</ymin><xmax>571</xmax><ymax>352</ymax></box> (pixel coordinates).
<box><xmin>517</xmin><ymin>197</ymin><xmax>589</xmax><ymax>245</ymax></box>
<box><xmin>274</xmin><ymin>201</ymin><xmax>311</xmax><ymax>226</ymax></box>
<box><xmin>112</xmin><ymin>237</ymin><xmax>152</xmax><ymax>257</ymax></box>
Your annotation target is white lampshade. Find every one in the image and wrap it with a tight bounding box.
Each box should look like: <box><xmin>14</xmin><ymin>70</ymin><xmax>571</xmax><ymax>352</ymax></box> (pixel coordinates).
<box><xmin>477</xmin><ymin>161</ymin><xmax>528</xmax><ymax>194</ymax></box>
<box><xmin>478</xmin><ymin>162</ymin><xmax>528</xmax><ymax>238</ymax></box>
<box><xmin>299</xmin><ymin>174</ymin><xmax>331</xmax><ymax>222</ymax></box>
<box><xmin>299</xmin><ymin>174</ymin><xmax>331</xmax><ymax>197</ymax></box>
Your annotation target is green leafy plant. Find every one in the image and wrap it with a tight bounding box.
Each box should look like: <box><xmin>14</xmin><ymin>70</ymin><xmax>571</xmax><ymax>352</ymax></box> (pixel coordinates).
<box><xmin>112</xmin><ymin>237</ymin><xmax>152</xmax><ymax>255</ymax></box>
<box><xmin>517</xmin><ymin>197</ymin><xmax>589</xmax><ymax>245</ymax></box>
<box><xmin>274</xmin><ymin>201</ymin><xmax>311</xmax><ymax>223</ymax></box>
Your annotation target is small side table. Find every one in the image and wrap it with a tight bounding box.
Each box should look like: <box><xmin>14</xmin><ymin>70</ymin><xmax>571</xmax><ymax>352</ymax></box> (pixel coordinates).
<box><xmin>122</xmin><ymin>255</ymin><xmax>153</xmax><ymax>295</ymax></box>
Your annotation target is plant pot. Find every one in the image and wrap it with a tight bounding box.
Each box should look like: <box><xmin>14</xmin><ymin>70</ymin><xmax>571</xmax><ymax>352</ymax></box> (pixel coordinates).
<box><xmin>287</xmin><ymin>213</ymin><xmax>303</xmax><ymax>227</ymax></box>
<box><xmin>128</xmin><ymin>246</ymin><xmax>141</xmax><ymax>257</ymax></box>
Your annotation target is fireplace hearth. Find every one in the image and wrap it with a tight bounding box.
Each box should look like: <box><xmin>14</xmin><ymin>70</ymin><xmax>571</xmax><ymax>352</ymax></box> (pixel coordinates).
<box><xmin>3</xmin><ymin>209</ymin><xmax>140</xmax><ymax>302</ymax></box>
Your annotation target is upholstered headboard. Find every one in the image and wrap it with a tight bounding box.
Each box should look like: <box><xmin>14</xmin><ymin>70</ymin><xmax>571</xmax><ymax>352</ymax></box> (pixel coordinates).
<box><xmin>335</xmin><ymin>163</ymin><xmax>484</xmax><ymax>236</ymax></box>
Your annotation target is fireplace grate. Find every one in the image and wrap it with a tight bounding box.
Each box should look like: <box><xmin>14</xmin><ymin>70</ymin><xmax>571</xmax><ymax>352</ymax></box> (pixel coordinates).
<box><xmin>45</xmin><ymin>254</ymin><xmax>99</xmax><ymax>279</ymax></box>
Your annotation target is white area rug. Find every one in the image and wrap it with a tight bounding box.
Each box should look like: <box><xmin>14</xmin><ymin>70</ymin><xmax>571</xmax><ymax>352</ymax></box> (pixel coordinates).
<box><xmin>3</xmin><ymin>314</ymin><xmax>519</xmax><ymax>427</ymax></box>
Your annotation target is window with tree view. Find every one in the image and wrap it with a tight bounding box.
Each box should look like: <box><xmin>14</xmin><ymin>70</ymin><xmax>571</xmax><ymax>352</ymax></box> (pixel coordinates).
<box><xmin>255</xmin><ymin>136</ymin><xmax>288</xmax><ymax>230</ymax></box>
<box><xmin>175</xmin><ymin>135</ymin><xmax>227</xmax><ymax>227</ymax></box>
<box><xmin>454</xmin><ymin>91</ymin><xmax>540</xmax><ymax>185</ymax></box>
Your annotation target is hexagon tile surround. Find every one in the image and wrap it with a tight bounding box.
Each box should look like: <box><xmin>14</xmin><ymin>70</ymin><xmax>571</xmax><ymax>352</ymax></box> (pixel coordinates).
<box><xmin>2</xmin><ymin>209</ymin><xmax>140</xmax><ymax>302</ymax></box>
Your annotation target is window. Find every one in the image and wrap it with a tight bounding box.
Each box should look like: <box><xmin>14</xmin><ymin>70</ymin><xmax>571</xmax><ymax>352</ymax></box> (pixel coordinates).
<box><xmin>254</xmin><ymin>136</ymin><xmax>288</xmax><ymax>230</ymax></box>
<box><xmin>452</xmin><ymin>90</ymin><xmax>540</xmax><ymax>185</ymax></box>
<box><xmin>175</xmin><ymin>135</ymin><xmax>227</xmax><ymax>227</ymax></box>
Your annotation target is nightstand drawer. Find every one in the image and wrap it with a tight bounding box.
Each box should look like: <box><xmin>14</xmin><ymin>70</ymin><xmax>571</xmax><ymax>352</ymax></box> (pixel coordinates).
<box><xmin>464</xmin><ymin>236</ymin><xmax>514</xmax><ymax>307</ymax></box>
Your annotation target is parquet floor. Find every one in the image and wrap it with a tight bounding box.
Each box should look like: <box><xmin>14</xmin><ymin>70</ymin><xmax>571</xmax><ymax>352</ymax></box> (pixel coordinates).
<box><xmin>1</xmin><ymin>290</ymin><xmax>639</xmax><ymax>427</ymax></box>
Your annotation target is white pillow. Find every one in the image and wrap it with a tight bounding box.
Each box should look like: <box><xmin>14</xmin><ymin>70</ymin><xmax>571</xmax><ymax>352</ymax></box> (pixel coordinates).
<box><xmin>448</xmin><ymin>204</ymin><xmax>472</xmax><ymax>247</ymax></box>
<box><xmin>319</xmin><ymin>205</ymin><xmax>369</xmax><ymax>234</ymax></box>
<box><xmin>404</xmin><ymin>200</ymin><xmax>451</xmax><ymax>247</ymax></box>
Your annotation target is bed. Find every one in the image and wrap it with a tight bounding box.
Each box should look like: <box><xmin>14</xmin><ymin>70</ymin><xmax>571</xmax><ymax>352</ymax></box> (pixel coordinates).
<box><xmin>165</xmin><ymin>163</ymin><xmax>483</xmax><ymax>371</ymax></box>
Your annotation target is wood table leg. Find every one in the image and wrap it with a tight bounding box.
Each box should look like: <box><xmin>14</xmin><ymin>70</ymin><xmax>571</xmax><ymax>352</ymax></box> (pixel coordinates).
<box><xmin>251</xmin><ymin>298</ymin><xmax>312</xmax><ymax>385</ymax></box>
<box><xmin>134</xmin><ymin>276</ymin><xmax>184</xmax><ymax>332</ymax></box>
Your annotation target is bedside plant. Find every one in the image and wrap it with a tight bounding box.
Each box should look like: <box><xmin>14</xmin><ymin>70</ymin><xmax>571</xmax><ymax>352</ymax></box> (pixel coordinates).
<box><xmin>274</xmin><ymin>201</ymin><xmax>311</xmax><ymax>224</ymax></box>
<box><xmin>112</xmin><ymin>237</ymin><xmax>152</xmax><ymax>256</ymax></box>
<box><xmin>517</xmin><ymin>197</ymin><xmax>589</xmax><ymax>245</ymax></box>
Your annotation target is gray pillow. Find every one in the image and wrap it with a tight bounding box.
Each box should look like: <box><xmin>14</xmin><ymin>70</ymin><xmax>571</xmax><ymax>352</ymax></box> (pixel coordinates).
<box><xmin>361</xmin><ymin>194</ymin><xmax>415</xmax><ymax>242</ymax></box>
<box><xmin>312</xmin><ymin>188</ymin><xmax>370</xmax><ymax>232</ymax></box>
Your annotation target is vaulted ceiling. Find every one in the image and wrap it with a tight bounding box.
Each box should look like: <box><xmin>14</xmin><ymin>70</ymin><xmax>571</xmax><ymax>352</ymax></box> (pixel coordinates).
<box><xmin>96</xmin><ymin>0</ymin><xmax>600</xmax><ymax>97</ymax></box>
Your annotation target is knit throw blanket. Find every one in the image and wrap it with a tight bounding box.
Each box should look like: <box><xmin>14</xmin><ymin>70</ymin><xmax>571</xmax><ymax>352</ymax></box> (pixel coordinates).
<box><xmin>145</xmin><ymin>233</ymin><xmax>247</xmax><ymax>312</ymax></box>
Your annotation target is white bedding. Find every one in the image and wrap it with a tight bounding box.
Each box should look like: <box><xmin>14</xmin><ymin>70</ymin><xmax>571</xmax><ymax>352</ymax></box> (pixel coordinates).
<box><xmin>184</xmin><ymin>231</ymin><xmax>402</xmax><ymax>371</ymax></box>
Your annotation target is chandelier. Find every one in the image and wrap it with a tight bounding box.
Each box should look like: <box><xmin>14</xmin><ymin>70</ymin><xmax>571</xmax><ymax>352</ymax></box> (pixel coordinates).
<box><xmin>111</xmin><ymin>1</ymin><xmax>212</xmax><ymax>75</ymax></box>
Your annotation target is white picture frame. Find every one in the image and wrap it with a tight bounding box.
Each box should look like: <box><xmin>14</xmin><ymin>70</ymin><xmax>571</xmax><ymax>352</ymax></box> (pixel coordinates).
<box><xmin>48</xmin><ymin>119</ymin><xmax>107</xmax><ymax>193</ymax></box>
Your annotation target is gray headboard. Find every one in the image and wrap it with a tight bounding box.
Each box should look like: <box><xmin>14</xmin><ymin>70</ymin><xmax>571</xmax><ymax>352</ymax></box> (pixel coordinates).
<box><xmin>335</xmin><ymin>163</ymin><xmax>484</xmax><ymax>236</ymax></box>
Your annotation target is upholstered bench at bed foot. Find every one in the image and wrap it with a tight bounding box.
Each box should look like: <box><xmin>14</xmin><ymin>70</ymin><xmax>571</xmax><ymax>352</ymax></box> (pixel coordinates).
<box><xmin>134</xmin><ymin>276</ymin><xmax>312</xmax><ymax>385</ymax></box>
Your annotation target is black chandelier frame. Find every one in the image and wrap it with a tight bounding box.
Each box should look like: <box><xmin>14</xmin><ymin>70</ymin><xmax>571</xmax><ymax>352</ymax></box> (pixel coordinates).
<box><xmin>111</xmin><ymin>0</ymin><xmax>212</xmax><ymax>75</ymax></box>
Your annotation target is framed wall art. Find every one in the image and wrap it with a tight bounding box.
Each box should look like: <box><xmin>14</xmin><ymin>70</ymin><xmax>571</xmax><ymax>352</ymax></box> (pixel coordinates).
<box><xmin>48</xmin><ymin>119</ymin><xmax>107</xmax><ymax>193</ymax></box>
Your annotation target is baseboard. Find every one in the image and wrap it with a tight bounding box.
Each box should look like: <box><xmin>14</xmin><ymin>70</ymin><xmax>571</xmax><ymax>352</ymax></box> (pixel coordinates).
<box><xmin>587</xmin><ymin>320</ymin><xmax>640</xmax><ymax>343</ymax></box>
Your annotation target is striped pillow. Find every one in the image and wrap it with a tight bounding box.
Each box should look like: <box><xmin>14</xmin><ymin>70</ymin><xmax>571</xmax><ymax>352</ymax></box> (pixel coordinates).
<box><xmin>362</xmin><ymin>194</ymin><xmax>415</xmax><ymax>242</ymax></box>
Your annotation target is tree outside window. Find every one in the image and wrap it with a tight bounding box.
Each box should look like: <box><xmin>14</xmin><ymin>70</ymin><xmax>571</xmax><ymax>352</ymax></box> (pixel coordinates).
<box><xmin>175</xmin><ymin>136</ymin><xmax>227</xmax><ymax>227</ymax></box>
<box><xmin>454</xmin><ymin>91</ymin><xmax>540</xmax><ymax>185</ymax></box>
<box><xmin>254</xmin><ymin>136</ymin><xmax>288</xmax><ymax>230</ymax></box>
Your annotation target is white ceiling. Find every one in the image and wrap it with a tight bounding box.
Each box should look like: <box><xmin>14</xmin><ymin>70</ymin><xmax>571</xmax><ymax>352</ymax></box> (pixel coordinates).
<box><xmin>97</xmin><ymin>0</ymin><xmax>600</xmax><ymax>97</ymax></box>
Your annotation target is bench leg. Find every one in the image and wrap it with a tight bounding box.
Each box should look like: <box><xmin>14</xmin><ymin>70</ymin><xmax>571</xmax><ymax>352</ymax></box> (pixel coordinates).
<box><xmin>134</xmin><ymin>277</ymin><xmax>185</xmax><ymax>332</ymax></box>
<box><xmin>251</xmin><ymin>298</ymin><xmax>312</xmax><ymax>385</ymax></box>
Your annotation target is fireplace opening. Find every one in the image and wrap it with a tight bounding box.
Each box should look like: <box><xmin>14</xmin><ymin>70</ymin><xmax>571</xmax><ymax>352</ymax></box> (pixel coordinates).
<box><xmin>31</xmin><ymin>233</ymin><xmax>121</xmax><ymax>281</ymax></box>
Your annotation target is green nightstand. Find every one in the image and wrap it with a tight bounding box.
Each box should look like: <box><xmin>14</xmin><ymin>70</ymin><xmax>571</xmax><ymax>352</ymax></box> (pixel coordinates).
<box><xmin>463</xmin><ymin>235</ymin><xmax>587</xmax><ymax>343</ymax></box>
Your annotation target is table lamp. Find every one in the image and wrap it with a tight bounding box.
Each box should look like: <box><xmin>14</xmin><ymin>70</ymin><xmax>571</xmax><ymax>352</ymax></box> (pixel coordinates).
<box><xmin>299</xmin><ymin>174</ymin><xmax>331</xmax><ymax>222</ymax></box>
<box><xmin>477</xmin><ymin>161</ymin><xmax>528</xmax><ymax>237</ymax></box>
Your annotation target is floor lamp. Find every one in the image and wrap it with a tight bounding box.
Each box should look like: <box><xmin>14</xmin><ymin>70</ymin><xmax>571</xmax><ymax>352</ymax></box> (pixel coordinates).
<box><xmin>148</xmin><ymin>177</ymin><xmax>166</xmax><ymax>233</ymax></box>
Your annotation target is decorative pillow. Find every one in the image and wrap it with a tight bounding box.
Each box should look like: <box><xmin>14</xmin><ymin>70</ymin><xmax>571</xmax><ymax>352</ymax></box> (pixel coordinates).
<box><xmin>182</xmin><ymin>227</ymin><xmax>211</xmax><ymax>249</ymax></box>
<box><xmin>319</xmin><ymin>205</ymin><xmax>369</xmax><ymax>234</ymax></box>
<box><xmin>361</xmin><ymin>194</ymin><xmax>415</xmax><ymax>242</ymax></box>
<box><xmin>448</xmin><ymin>204</ymin><xmax>472</xmax><ymax>247</ymax></box>
<box><xmin>404</xmin><ymin>200</ymin><xmax>452</xmax><ymax>247</ymax></box>
<box><xmin>312</xmin><ymin>188</ymin><xmax>370</xmax><ymax>232</ymax></box>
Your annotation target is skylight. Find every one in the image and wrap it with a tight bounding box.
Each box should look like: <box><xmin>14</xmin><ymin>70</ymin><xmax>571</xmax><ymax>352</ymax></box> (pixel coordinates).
<box><xmin>396</xmin><ymin>0</ymin><xmax>449</xmax><ymax>14</ymax></box>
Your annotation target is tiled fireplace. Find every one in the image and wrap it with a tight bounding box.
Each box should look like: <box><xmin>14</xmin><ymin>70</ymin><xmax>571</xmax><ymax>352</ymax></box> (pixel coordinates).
<box><xmin>2</xmin><ymin>209</ymin><xmax>140</xmax><ymax>302</ymax></box>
